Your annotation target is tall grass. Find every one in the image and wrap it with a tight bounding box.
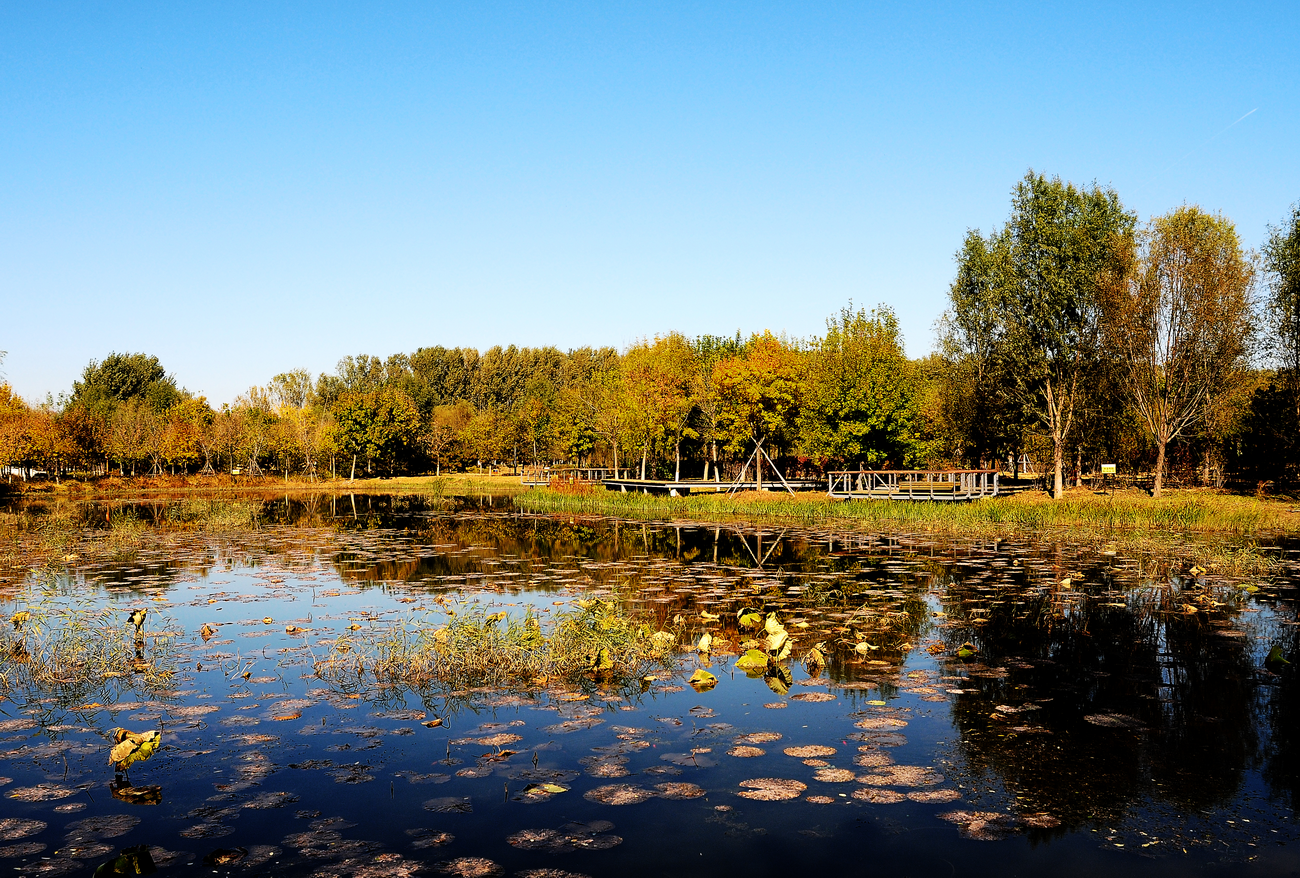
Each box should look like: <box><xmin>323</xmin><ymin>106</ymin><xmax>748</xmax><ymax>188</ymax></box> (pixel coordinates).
<box><xmin>517</xmin><ymin>487</ymin><xmax>1297</xmax><ymax>536</ymax></box>
<box><xmin>313</xmin><ymin>598</ymin><xmax>677</xmax><ymax>693</ymax></box>
<box><xmin>0</xmin><ymin>601</ymin><xmax>182</xmax><ymax>709</ymax></box>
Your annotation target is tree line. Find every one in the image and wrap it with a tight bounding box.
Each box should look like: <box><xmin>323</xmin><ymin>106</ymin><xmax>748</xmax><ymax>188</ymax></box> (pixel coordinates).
<box><xmin>2</xmin><ymin>172</ymin><xmax>1298</xmax><ymax>497</ymax></box>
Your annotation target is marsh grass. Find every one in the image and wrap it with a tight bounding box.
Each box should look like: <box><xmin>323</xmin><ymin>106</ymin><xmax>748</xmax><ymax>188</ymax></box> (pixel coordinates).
<box><xmin>313</xmin><ymin>598</ymin><xmax>677</xmax><ymax>693</ymax></box>
<box><xmin>517</xmin><ymin>487</ymin><xmax>1299</xmax><ymax>573</ymax></box>
<box><xmin>0</xmin><ymin>600</ymin><xmax>182</xmax><ymax>709</ymax></box>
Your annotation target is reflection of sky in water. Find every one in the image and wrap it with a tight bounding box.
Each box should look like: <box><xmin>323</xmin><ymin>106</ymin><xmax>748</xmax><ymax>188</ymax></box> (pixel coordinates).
<box><xmin>0</xmin><ymin>498</ymin><xmax>1298</xmax><ymax>876</ymax></box>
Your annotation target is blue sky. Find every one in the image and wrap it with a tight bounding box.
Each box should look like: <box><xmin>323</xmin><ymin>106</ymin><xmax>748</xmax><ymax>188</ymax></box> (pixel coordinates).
<box><xmin>3</xmin><ymin>2</ymin><xmax>1297</xmax><ymax>404</ymax></box>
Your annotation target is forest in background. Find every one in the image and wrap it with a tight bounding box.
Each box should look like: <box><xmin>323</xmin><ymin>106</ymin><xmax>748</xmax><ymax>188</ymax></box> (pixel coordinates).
<box><xmin>3</xmin><ymin>173</ymin><xmax>1299</xmax><ymax>499</ymax></box>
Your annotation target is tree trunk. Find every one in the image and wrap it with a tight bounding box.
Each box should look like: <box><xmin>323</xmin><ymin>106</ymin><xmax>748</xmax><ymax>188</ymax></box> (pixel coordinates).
<box><xmin>1153</xmin><ymin>438</ymin><xmax>1166</xmax><ymax>497</ymax></box>
<box><xmin>639</xmin><ymin>449</ymin><xmax>647</xmax><ymax>480</ymax></box>
<box><xmin>350</xmin><ymin>454</ymin><xmax>357</xmax><ymax>481</ymax></box>
<box><xmin>755</xmin><ymin>439</ymin><xmax>763</xmax><ymax>492</ymax></box>
<box><xmin>1052</xmin><ymin>433</ymin><xmax>1064</xmax><ymax>499</ymax></box>
<box><xmin>1074</xmin><ymin>447</ymin><xmax>1083</xmax><ymax>488</ymax></box>
<box><xmin>674</xmin><ymin>439</ymin><xmax>681</xmax><ymax>482</ymax></box>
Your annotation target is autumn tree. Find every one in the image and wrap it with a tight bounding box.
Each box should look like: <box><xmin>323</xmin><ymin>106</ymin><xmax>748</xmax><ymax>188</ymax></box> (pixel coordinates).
<box><xmin>623</xmin><ymin>334</ymin><xmax>698</xmax><ymax>480</ymax></box>
<box><xmin>714</xmin><ymin>332</ymin><xmax>805</xmax><ymax>489</ymax></box>
<box><xmin>1102</xmin><ymin>206</ymin><xmax>1256</xmax><ymax>496</ymax></box>
<box><xmin>0</xmin><ymin>384</ymin><xmax>28</xmax><ymax>480</ymax></box>
<box><xmin>690</xmin><ymin>335</ymin><xmax>742</xmax><ymax>480</ymax></box>
<box><xmin>424</xmin><ymin>402</ymin><xmax>473</xmax><ymax>475</ymax></box>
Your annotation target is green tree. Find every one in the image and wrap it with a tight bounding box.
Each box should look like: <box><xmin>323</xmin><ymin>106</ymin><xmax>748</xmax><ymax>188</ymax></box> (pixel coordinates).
<box><xmin>1265</xmin><ymin>201</ymin><xmax>1300</xmax><ymax>376</ymax></box>
<box><xmin>942</xmin><ymin>231</ymin><xmax>1035</xmax><ymax>471</ymax></box>
<box><xmin>70</xmin><ymin>352</ymin><xmax>180</xmax><ymax>412</ymax></box>
<box><xmin>801</xmin><ymin>305</ymin><xmax>924</xmax><ymax>467</ymax></box>
<box><xmin>332</xmin><ymin>387</ymin><xmax>420</xmax><ymax>478</ymax></box>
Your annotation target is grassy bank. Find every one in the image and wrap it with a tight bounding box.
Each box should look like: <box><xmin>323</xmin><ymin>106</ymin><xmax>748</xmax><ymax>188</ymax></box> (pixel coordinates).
<box><xmin>1</xmin><ymin>471</ymin><xmax>530</xmax><ymax>500</ymax></box>
<box><xmin>517</xmin><ymin>485</ymin><xmax>1299</xmax><ymax>535</ymax></box>
<box><xmin>515</xmin><ymin>485</ymin><xmax>1300</xmax><ymax>573</ymax></box>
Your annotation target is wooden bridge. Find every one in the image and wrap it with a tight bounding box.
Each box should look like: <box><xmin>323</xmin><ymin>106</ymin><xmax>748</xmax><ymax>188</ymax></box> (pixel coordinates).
<box><xmin>827</xmin><ymin>469</ymin><xmax>999</xmax><ymax>501</ymax></box>
<box><xmin>521</xmin><ymin>465</ymin><xmax>635</xmax><ymax>486</ymax></box>
<box><xmin>601</xmin><ymin>477</ymin><xmax>821</xmax><ymax>496</ymax></box>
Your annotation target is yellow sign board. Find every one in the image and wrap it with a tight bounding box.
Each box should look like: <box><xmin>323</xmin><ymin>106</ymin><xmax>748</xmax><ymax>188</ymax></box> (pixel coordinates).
<box><xmin>1100</xmin><ymin>464</ymin><xmax>1117</xmax><ymax>475</ymax></box>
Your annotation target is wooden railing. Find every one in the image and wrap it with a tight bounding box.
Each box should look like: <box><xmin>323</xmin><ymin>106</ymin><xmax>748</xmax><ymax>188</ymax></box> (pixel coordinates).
<box><xmin>827</xmin><ymin>469</ymin><xmax>999</xmax><ymax>501</ymax></box>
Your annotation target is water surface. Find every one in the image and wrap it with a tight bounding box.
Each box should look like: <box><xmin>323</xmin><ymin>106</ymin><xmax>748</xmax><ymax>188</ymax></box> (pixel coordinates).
<box><xmin>1</xmin><ymin>494</ymin><xmax>1298</xmax><ymax>877</ymax></box>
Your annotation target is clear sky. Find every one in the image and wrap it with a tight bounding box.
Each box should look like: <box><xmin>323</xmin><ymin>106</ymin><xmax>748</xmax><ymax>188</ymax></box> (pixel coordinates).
<box><xmin>3</xmin><ymin>2</ymin><xmax>1297</xmax><ymax>405</ymax></box>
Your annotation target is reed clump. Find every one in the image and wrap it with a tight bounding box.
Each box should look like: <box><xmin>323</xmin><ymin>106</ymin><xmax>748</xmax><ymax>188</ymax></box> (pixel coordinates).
<box><xmin>313</xmin><ymin>598</ymin><xmax>677</xmax><ymax>692</ymax></box>
<box><xmin>0</xmin><ymin>601</ymin><xmax>181</xmax><ymax>707</ymax></box>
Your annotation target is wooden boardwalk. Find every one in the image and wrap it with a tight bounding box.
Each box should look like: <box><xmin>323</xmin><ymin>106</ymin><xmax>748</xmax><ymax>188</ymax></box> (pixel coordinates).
<box><xmin>521</xmin><ymin>466</ymin><xmax>635</xmax><ymax>486</ymax></box>
<box><xmin>827</xmin><ymin>469</ymin><xmax>999</xmax><ymax>501</ymax></box>
<box><xmin>602</xmin><ymin>477</ymin><xmax>821</xmax><ymax>496</ymax></box>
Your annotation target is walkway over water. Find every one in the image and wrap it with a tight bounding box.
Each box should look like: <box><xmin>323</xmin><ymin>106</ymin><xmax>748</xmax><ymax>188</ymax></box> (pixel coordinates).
<box><xmin>602</xmin><ymin>477</ymin><xmax>821</xmax><ymax>496</ymax></box>
<box><xmin>827</xmin><ymin>469</ymin><xmax>999</xmax><ymax>500</ymax></box>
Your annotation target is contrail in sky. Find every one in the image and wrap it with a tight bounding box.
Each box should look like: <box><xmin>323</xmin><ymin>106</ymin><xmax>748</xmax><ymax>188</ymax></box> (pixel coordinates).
<box><xmin>1163</xmin><ymin>107</ymin><xmax>1259</xmax><ymax>175</ymax></box>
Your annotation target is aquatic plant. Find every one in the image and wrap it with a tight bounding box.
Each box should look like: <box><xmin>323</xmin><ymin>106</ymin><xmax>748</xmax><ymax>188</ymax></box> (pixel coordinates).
<box><xmin>311</xmin><ymin>598</ymin><xmax>678</xmax><ymax>693</ymax></box>
<box><xmin>0</xmin><ymin>600</ymin><xmax>182</xmax><ymax>709</ymax></box>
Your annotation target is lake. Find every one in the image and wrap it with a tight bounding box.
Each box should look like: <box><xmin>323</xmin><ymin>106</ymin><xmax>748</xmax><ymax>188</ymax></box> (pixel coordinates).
<box><xmin>1</xmin><ymin>493</ymin><xmax>1298</xmax><ymax>877</ymax></box>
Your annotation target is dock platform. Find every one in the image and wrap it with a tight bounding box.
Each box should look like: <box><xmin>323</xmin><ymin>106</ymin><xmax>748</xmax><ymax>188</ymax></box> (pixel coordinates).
<box><xmin>602</xmin><ymin>477</ymin><xmax>820</xmax><ymax>496</ymax></box>
<box><xmin>827</xmin><ymin>469</ymin><xmax>998</xmax><ymax>501</ymax></box>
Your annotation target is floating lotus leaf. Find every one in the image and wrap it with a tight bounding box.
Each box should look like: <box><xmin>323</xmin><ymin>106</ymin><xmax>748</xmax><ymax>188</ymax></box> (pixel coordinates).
<box><xmin>437</xmin><ymin>856</ymin><xmax>504</xmax><ymax>877</ymax></box>
<box><xmin>784</xmin><ymin>745</ymin><xmax>836</xmax><ymax>758</ymax></box>
<box><xmin>735</xmin><ymin>650</ymin><xmax>769</xmax><ymax>672</ymax></box>
<box><xmin>736</xmin><ymin>778</ymin><xmax>806</xmax><ymax>801</ymax></box>
<box><xmin>109</xmin><ymin>728</ymin><xmax>161</xmax><ymax>771</ymax></box>
<box><xmin>583</xmin><ymin>784</ymin><xmax>654</xmax><ymax>805</ymax></box>
<box><xmin>688</xmin><ymin>669</ymin><xmax>717</xmax><ymax>692</ymax></box>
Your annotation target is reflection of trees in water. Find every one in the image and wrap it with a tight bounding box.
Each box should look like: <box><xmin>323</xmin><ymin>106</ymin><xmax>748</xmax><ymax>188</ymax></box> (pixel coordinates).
<box><xmin>938</xmin><ymin>553</ymin><xmax>1291</xmax><ymax>826</ymax></box>
<box><xmin>18</xmin><ymin>494</ymin><xmax>1300</xmax><ymax>824</ymax></box>
<box><xmin>1261</xmin><ymin>604</ymin><xmax>1300</xmax><ymax>809</ymax></box>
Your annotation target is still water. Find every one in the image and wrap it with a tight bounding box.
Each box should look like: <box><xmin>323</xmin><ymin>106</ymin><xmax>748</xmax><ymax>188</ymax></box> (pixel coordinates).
<box><xmin>1</xmin><ymin>493</ymin><xmax>1299</xmax><ymax>877</ymax></box>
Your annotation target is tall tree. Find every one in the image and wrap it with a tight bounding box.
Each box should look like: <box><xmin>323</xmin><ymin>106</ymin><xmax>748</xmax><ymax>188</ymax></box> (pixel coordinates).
<box><xmin>942</xmin><ymin>231</ymin><xmax>1034</xmax><ymax>471</ymax></box>
<box><xmin>70</xmin><ymin>352</ymin><xmax>180</xmax><ymax>412</ymax></box>
<box><xmin>1102</xmin><ymin>206</ymin><xmax>1256</xmax><ymax>496</ymax></box>
<box><xmin>952</xmin><ymin>172</ymin><xmax>1135</xmax><ymax>497</ymax></box>
<box><xmin>1258</xmin><ymin>201</ymin><xmax>1300</xmax><ymax>482</ymax></box>
<box><xmin>1265</xmin><ymin>201</ymin><xmax>1300</xmax><ymax>376</ymax></box>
